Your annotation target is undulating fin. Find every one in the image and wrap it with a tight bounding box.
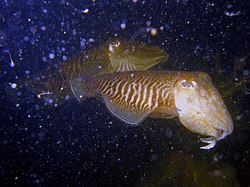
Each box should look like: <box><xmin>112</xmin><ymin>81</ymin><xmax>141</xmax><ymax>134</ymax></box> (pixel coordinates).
<box><xmin>70</xmin><ymin>78</ymin><xmax>88</xmax><ymax>102</ymax></box>
<box><xmin>103</xmin><ymin>96</ymin><xmax>152</xmax><ymax>125</ymax></box>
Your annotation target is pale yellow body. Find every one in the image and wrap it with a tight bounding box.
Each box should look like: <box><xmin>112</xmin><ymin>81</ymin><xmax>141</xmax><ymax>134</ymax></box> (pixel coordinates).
<box><xmin>71</xmin><ymin>71</ymin><xmax>233</xmax><ymax>149</ymax></box>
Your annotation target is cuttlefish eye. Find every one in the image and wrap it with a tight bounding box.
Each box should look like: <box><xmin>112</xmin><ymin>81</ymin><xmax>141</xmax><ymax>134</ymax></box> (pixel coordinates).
<box><xmin>111</xmin><ymin>41</ymin><xmax>120</xmax><ymax>47</ymax></box>
<box><xmin>180</xmin><ymin>80</ymin><xmax>197</xmax><ymax>89</ymax></box>
<box><xmin>109</xmin><ymin>40</ymin><xmax>121</xmax><ymax>52</ymax></box>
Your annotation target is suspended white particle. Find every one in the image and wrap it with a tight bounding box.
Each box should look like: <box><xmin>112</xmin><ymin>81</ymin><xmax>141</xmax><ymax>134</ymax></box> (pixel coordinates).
<box><xmin>120</xmin><ymin>23</ymin><xmax>126</xmax><ymax>29</ymax></box>
<box><xmin>89</xmin><ymin>38</ymin><xmax>95</xmax><ymax>42</ymax></box>
<box><xmin>25</xmin><ymin>70</ymin><xmax>30</xmax><ymax>75</ymax></box>
<box><xmin>62</xmin><ymin>55</ymin><xmax>67</xmax><ymax>61</ymax></box>
<box><xmin>40</xmin><ymin>26</ymin><xmax>46</xmax><ymax>31</ymax></box>
<box><xmin>49</xmin><ymin>53</ymin><xmax>55</xmax><ymax>59</ymax></box>
<box><xmin>5</xmin><ymin>50</ymin><xmax>15</xmax><ymax>67</ymax></box>
<box><xmin>42</xmin><ymin>8</ymin><xmax>48</xmax><ymax>14</ymax></box>
<box><xmin>10</xmin><ymin>83</ymin><xmax>17</xmax><ymax>89</ymax></box>
<box><xmin>82</xmin><ymin>8</ymin><xmax>89</xmax><ymax>14</ymax></box>
<box><xmin>65</xmin><ymin>95</ymin><xmax>70</xmax><ymax>100</ymax></box>
<box><xmin>37</xmin><ymin>91</ymin><xmax>53</xmax><ymax>98</ymax></box>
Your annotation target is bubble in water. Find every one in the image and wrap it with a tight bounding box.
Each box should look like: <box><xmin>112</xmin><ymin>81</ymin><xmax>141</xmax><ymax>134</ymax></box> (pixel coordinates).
<box><xmin>24</xmin><ymin>36</ymin><xmax>29</xmax><ymax>41</ymax></box>
<box><xmin>10</xmin><ymin>83</ymin><xmax>17</xmax><ymax>89</ymax></box>
<box><xmin>120</xmin><ymin>23</ymin><xmax>126</xmax><ymax>29</ymax></box>
<box><xmin>30</xmin><ymin>27</ymin><xmax>37</xmax><ymax>34</ymax></box>
<box><xmin>42</xmin><ymin>8</ymin><xmax>48</xmax><ymax>14</ymax></box>
<box><xmin>62</xmin><ymin>55</ymin><xmax>67</xmax><ymax>61</ymax></box>
<box><xmin>49</xmin><ymin>53</ymin><xmax>55</xmax><ymax>59</ymax></box>
<box><xmin>65</xmin><ymin>95</ymin><xmax>70</xmax><ymax>100</ymax></box>
<box><xmin>80</xmin><ymin>38</ymin><xmax>86</xmax><ymax>48</ymax></box>
<box><xmin>42</xmin><ymin>56</ymin><xmax>47</xmax><ymax>62</ymax></box>
<box><xmin>40</xmin><ymin>26</ymin><xmax>46</xmax><ymax>31</ymax></box>
<box><xmin>150</xmin><ymin>28</ymin><xmax>157</xmax><ymax>37</ymax></box>
<box><xmin>25</xmin><ymin>70</ymin><xmax>30</xmax><ymax>75</ymax></box>
<box><xmin>89</xmin><ymin>38</ymin><xmax>95</xmax><ymax>42</ymax></box>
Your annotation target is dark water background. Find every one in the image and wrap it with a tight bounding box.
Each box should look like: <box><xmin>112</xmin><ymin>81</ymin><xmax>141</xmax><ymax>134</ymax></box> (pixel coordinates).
<box><xmin>0</xmin><ymin>0</ymin><xmax>249</xmax><ymax>186</ymax></box>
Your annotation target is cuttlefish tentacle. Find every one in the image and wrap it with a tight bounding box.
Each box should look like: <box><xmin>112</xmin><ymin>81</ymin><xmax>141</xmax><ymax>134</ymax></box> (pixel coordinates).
<box><xmin>199</xmin><ymin>129</ymin><xmax>228</xmax><ymax>149</ymax></box>
<box><xmin>199</xmin><ymin>137</ymin><xmax>217</xmax><ymax>150</ymax></box>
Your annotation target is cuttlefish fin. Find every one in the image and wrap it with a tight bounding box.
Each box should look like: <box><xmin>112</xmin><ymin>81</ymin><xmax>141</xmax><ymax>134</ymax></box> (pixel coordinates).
<box><xmin>70</xmin><ymin>78</ymin><xmax>90</xmax><ymax>102</ymax></box>
<box><xmin>103</xmin><ymin>96</ymin><xmax>152</xmax><ymax>125</ymax></box>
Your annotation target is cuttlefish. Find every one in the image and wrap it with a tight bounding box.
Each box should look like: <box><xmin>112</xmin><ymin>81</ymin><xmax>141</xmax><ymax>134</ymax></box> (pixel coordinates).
<box><xmin>27</xmin><ymin>39</ymin><xmax>168</xmax><ymax>105</ymax></box>
<box><xmin>70</xmin><ymin>70</ymin><xmax>233</xmax><ymax>149</ymax></box>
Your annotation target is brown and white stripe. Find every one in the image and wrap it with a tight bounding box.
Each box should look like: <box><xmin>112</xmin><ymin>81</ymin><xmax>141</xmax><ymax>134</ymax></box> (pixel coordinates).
<box><xmin>87</xmin><ymin>71</ymin><xmax>181</xmax><ymax>113</ymax></box>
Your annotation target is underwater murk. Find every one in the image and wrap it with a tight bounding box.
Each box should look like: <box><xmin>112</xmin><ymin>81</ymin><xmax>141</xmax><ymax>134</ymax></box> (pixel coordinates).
<box><xmin>0</xmin><ymin>1</ymin><xmax>249</xmax><ymax>187</ymax></box>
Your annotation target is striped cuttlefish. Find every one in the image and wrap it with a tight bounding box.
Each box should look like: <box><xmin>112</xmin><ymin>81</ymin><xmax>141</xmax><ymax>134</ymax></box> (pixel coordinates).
<box><xmin>26</xmin><ymin>39</ymin><xmax>168</xmax><ymax>105</ymax></box>
<box><xmin>70</xmin><ymin>70</ymin><xmax>233</xmax><ymax>149</ymax></box>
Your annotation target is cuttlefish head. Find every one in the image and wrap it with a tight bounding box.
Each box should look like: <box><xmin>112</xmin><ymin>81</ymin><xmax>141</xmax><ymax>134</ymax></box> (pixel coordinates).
<box><xmin>173</xmin><ymin>72</ymin><xmax>233</xmax><ymax>150</ymax></box>
<box><xmin>104</xmin><ymin>39</ymin><xmax>168</xmax><ymax>71</ymax></box>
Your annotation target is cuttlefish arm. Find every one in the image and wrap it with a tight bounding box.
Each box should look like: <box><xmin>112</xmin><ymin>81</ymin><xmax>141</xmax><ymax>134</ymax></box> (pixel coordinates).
<box><xmin>199</xmin><ymin>126</ymin><xmax>228</xmax><ymax>149</ymax></box>
<box><xmin>199</xmin><ymin>137</ymin><xmax>217</xmax><ymax>150</ymax></box>
<box><xmin>174</xmin><ymin>72</ymin><xmax>233</xmax><ymax>150</ymax></box>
